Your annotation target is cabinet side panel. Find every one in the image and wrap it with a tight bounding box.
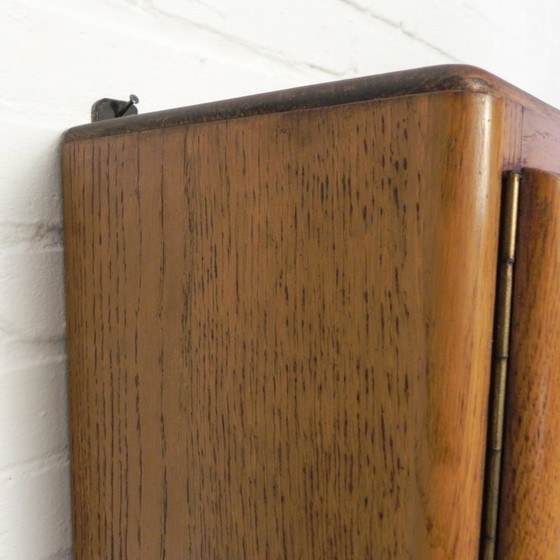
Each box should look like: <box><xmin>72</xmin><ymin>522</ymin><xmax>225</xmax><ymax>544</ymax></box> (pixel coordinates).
<box><xmin>498</xmin><ymin>169</ymin><xmax>560</xmax><ymax>559</ymax></box>
<box><xmin>521</xmin><ymin>110</ymin><xmax>560</xmax><ymax>174</ymax></box>
<box><xmin>63</xmin><ymin>92</ymin><xmax>502</xmax><ymax>559</ymax></box>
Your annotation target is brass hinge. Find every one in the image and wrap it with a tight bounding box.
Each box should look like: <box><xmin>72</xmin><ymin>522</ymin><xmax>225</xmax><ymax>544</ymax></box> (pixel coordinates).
<box><xmin>480</xmin><ymin>170</ymin><xmax>521</xmax><ymax>560</ymax></box>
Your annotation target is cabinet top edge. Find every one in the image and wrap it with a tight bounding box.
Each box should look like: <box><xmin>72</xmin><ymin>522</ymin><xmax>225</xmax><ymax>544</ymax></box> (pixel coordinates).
<box><xmin>64</xmin><ymin>64</ymin><xmax>559</xmax><ymax>142</ymax></box>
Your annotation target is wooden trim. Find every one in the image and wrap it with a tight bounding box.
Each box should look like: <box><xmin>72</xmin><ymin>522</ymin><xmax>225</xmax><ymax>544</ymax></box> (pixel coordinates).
<box><xmin>64</xmin><ymin>65</ymin><xmax>560</xmax><ymax>142</ymax></box>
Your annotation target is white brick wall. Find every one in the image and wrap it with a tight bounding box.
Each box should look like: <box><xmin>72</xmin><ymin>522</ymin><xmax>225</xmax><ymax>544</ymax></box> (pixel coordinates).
<box><xmin>1</xmin><ymin>1</ymin><xmax>560</xmax><ymax>558</ymax></box>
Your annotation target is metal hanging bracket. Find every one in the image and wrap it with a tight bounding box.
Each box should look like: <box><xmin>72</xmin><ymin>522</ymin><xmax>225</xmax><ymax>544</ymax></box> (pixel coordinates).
<box><xmin>91</xmin><ymin>94</ymin><xmax>139</xmax><ymax>122</ymax></box>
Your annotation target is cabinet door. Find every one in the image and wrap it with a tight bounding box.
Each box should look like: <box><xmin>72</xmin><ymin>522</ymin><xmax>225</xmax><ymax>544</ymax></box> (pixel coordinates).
<box><xmin>498</xmin><ymin>168</ymin><xmax>560</xmax><ymax>559</ymax></box>
<box><xmin>63</xmin><ymin>91</ymin><xmax>503</xmax><ymax>559</ymax></box>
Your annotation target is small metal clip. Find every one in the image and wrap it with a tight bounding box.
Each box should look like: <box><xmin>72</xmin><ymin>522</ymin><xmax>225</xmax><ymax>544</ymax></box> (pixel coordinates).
<box><xmin>91</xmin><ymin>94</ymin><xmax>139</xmax><ymax>122</ymax></box>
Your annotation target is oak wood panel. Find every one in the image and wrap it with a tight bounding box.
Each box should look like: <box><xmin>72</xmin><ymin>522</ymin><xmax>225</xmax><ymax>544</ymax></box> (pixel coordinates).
<box><xmin>63</xmin><ymin>91</ymin><xmax>503</xmax><ymax>559</ymax></box>
<box><xmin>497</xmin><ymin>168</ymin><xmax>560</xmax><ymax>559</ymax></box>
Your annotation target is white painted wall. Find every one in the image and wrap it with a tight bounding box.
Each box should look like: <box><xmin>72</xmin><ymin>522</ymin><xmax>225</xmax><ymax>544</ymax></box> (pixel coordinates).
<box><xmin>1</xmin><ymin>1</ymin><xmax>560</xmax><ymax>558</ymax></box>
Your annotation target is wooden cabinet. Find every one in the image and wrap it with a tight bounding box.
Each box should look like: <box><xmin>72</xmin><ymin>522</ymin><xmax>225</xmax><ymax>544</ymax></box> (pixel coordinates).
<box><xmin>62</xmin><ymin>65</ymin><xmax>560</xmax><ymax>559</ymax></box>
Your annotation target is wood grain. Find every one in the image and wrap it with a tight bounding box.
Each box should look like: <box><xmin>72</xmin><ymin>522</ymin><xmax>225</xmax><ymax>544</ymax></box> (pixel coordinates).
<box><xmin>497</xmin><ymin>168</ymin><xmax>560</xmax><ymax>559</ymax></box>
<box><xmin>63</xmin><ymin>91</ymin><xmax>503</xmax><ymax>559</ymax></box>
